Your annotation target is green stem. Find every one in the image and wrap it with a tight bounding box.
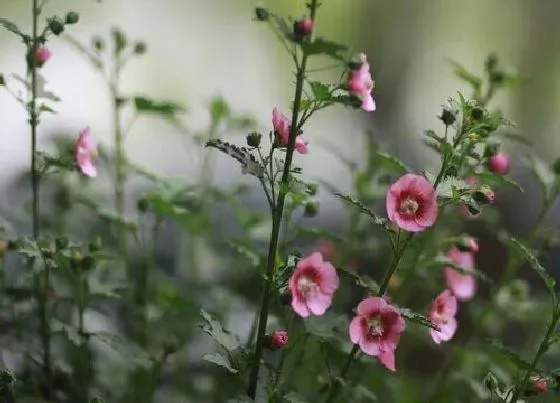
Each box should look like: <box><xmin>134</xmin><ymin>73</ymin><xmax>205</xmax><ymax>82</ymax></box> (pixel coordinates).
<box><xmin>324</xmin><ymin>345</ymin><xmax>359</xmax><ymax>403</ymax></box>
<box><xmin>246</xmin><ymin>2</ymin><xmax>318</xmax><ymax>397</ymax></box>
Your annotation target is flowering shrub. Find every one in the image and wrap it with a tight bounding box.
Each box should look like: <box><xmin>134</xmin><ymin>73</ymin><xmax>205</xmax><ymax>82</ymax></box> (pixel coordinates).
<box><xmin>0</xmin><ymin>1</ymin><xmax>559</xmax><ymax>403</ymax></box>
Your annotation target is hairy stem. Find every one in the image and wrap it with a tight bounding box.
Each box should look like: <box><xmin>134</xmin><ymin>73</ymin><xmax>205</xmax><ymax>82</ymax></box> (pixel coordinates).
<box><xmin>246</xmin><ymin>2</ymin><xmax>318</xmax><ymax>397</ymax></box>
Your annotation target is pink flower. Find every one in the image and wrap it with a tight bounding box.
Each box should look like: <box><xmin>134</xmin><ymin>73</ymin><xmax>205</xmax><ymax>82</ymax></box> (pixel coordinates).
<box><xmin>386</xmin><ymin>173</ymin><xmax>438</xmax><ymax>232</ymax></box>
<box><xmin>267</xmin><ymin>330</ymin><xmax>288</xmax><ymax>350</ymax></box>
<box><xmin>272</xmin><ymin>107</ymin><xmax>308</xmax><ymax>154</ymax></box>
<box><xmin>456</xmin><ymin>235</ymin><xmax>479</xmax><ymax>253</ymax></box>
<box><xmin>75</xmin><ymin>127</ymin><xmax>98</xmax><ymax>178</ymax></box>
<box><xmin>347</xmin><ymin>53</ymin><xmax>376</xmax><ymax>112</ymax></box>
<box><xmin>288</xmin><ymin>252</ymin><xmax>339</xmax><ymax>317</ymax></box>
<box><xmin>349</xmin><ymin>297</ymin><xmax>405</xmax><ymax>371</ymax></box>
<box><xmin>35</xmin><ymin>45</ymin><xmax>52</xmax><ymax>64</ymax></box>
<box><xmin>530</xmin><ymin>375</ymin><xmax>547</xmax><ymax>394</ymax></box>
<box><xmin>488</xmin><ymin>152</ymin><xmax>510</xmax><ymax>174</ymax></box>
<box><xmin>294</xmin><ymin>18</ymin><xmax>314</xmax><ymax>36</ymax></box>
<box><xmin>444</xmin><ymin>247</ymin><xmax>477</xmax><ymax>301</ymax></box>
<box><xmin>428</xmin><ymin>290</ymin><xmax>458</xmax><ymax>344</ymax></box>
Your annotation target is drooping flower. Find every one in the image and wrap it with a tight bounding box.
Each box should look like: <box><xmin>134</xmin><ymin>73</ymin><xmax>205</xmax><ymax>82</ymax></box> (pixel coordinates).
<box><xmin>386</xmin><ymin>173</ymin><xmax>438</xmax><ymax>232</ymax></box>
<box><xmin>428</xmin><ymin>290</ymin><xmax>458</xmax><ymax>344</ymax></box>
<box><xmin>35</xmin><ymin>45</ymin><xmax>52</xmax><ymax>65</ymax></box>
<box><xmin>349</xmin><ymin>296</ymin><xmax>405</xmax><ymax>371</ymax></box>
<box><xmin>444</xmin><ymin>247</ymin><xmax>477</xmax><ymax>301</ymax></box>
<box><xmin>266</xmin><ymin>330</ymin><xmax>289</xmax><ymax>350</ymax></box>
<box><xmin>488</xmin><ymin>152</ymin><xmax>510</xmax><ymax>174</ymax></box>
<box><xmin>288</xmin><ymin>252</ymin><xmax>339</xmax><ymax>317</ymax></box>
<box><xmin>347</xmin><ymin>53</ymin><xmax>376</xmax><ymax>112</ymax></box>
<box><xmin>75</xmin><ymin>127</ymin><xmax>98</xmax><ymax>178</ymax></box>
<box><xmin>272</xmin><ymin>107</ymin><xmax>308</xmax><ymax>154</ymax></box>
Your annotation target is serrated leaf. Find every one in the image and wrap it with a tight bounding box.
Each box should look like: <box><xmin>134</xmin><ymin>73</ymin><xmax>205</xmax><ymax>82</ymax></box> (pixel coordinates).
<box><xmin>300</xmin><ymin>37</ymin><xmax>348</xmax><ymax>60</ymax></box>
<box><xmin>447</xmin><ymin>59</ymin><xmax>482</xmax><ymax>90</ymax></box>
<box><xmin>12</xmin><ymin>73</ymin><xmax>61</xmax><ymax>102</ymax></box>
<box><xmin>205</xmin><ymin>139</ymin><xmax>265</xmax><ymax>178</ymax></box>
<box><xmin>0</xmin><ymin>18</ymin><xmax>25</xmax><ymax>37</ymax></box>
<box><xmin>337</xmin><ymin>266</ymin><xmax>379</xmax><ymax>294</ymax></box>
<box><xmin>202</xmin><ymin>353</ymin><xmax>238</xmax><ymax>374</ymax></box>
<box><xmin>133</xmin><ymin>96</ymin><xmax>185</xmax><ymax>117</ymax></box>
<box><xmin>432</xmin><ymin>255</ymin><xmax>490</xmax><ymax>282</ymax></box>
<box><xmin>398</xmin><ymin>308</ymin><xmax>440</xmax><ymax>331</ymax></box>
<box><xmin>374</xmin><ymin>152</ymin><xmax>410</xmax><ymax>174</ymax></box>
<box><xmin>51</xmin><ymin>319</ymin><xmax>82</xmax><ymax>346</ymax></box>
<box><xmin>226</xmin><ymin>240</ymin><xmax>260</xmax><ymax>266</ymax></box>
<box><xmin>199</xmin><ymin>309</ymin><xmax>240</xmax><ymax>352</ymax></box>
<box><xmin>487</xmin><ymin>340</ymin><xmax>542</xmax><ymax>373</ymax></box>
<box><xmin>304</xmin><ymin>312</ymin><xmax>347</xmax><ymax>340</ymax></box>
<box><xmin>87</xmin><ymin>276</ymin><xmax>123</xmax><ymax>299</ymax></box>
<box><xmin>502</xmin><ymin>236</ymin><xmax>556</xmax><ymax>299</ymax></box>
<box><xmin>283</xmin><ymin>391</ymin><xmax>308</xmax><ymax>403</ymax></box>
<box><xmin>309</xmin><ymin>81</ymin><xmax>331</xmax><ymax>101</ymax></box>
<box><xmin>476</xmin><ymin>172</ymin><xmax>523</xmax><ymax>193</ymax></box>
<box><xmin>334</xmin><ymin>192</ymin><xmax>392</xmax><ymax>232</ymax></box>
<box><xmin>523</xmin><ymin>154</ymin><xmax>556</xmax><ymax>196</ymax></box>
<box><xmin>92</xmin><ymin>331</ymin><xmax>152</xmax><ymax>368</ymax></box>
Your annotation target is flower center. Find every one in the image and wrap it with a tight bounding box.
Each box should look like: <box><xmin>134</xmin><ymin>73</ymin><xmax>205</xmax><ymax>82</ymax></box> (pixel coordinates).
<box><xmin>297</xmin><ymin>276</ymin><xmax>318</xmax><ymax>297</ymax></box>
<box><xmin>367</xmin><ymin>317</ymin><xmax>384</xmax><ymax>337</ymax></box>
<box><xmin>399</xmin><ymin>197</ymin><xmax>419</xmax><ymax>216</ymax></box>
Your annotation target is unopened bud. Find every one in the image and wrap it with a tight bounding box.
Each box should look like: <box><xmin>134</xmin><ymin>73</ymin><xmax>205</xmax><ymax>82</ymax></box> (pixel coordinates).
<box><xmin>264</xmin><ymin>331</ymin><xmax>288</xmax><ymax>351</ymax></box>
<box><xmin>88</xmin><ymin>237</ymin><xmax>102</xmax><ymax>253</ymax></box>
<box><xmin>304</xmin><ymin>201</ymin><xmax>319</xmax><ymax>217</ymax></box>
<box><xmin>439</xmin><ymin>108</ymin><xmax>456</xmax><ymax>126</ymax></box>
<box><xmin>65</xmin><ymin>11</ymin><xmax>80</xmax><ymax>25</ymax></box>
<box><xmin>524</xmin><ymin>375</ymin><xmax>547</xmax><ymax>396</ymax></box>
<box><xmin>294</xmin><ymin>18</ymin><xmax>314</xmax><ymax>37</ymax></box>
<box><xmin>472</xmin><ymin>184</ymin><xmax>495</xmax><ymax>205</ymax></box>
<box><xmin>254</xmin><ymin>7</ymin><xmax>270</xmax><ymax>21</ymax></box>
<box><xmin>133</xmin><ymin>41</ymin><xmax>147</xmax><ymax>55</ymax></box>
<box><xmin>488</xmin><ymin>151</ymin><xmax>510</xmax><ymax>175</ymax></box>
<box><xmin>55</xmin><ymin>237</ymin><xmax>69</xmax><ymax>251</ymax></box>
<box><xmin>471</xmin><ymin>107</ymin><xmax>484</xmax><ymax>121</ymax></box>
<box><xmin>246</xmin><ymin>132</ymin><xmax>262</xmax><ymax>148</ymax></box>
<box><xmin>92</xmin><ymin>37</ymin><xmax>105</xmax><ymax>52</ymax></box>
<box><xmin>455</xmin><ymin>235</ymin><xmax>479</xmax><ymax>253</ymax></box>
<box><xmin>48</xmin><ymin>18</ymin><xmax>65</xmax><ymax>36</ymax></box>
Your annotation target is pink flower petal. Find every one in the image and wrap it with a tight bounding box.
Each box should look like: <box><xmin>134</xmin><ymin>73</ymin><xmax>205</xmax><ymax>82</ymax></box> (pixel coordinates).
<box><xmin>356</xmin><ymin>296</ymin><xmax>386</xmax><ymax>316</ymax></box>
<box><xmin>349</xmin><ymin>316</ymin><xmax>365</xmax><ymax>345</ymax></box>
<box><xmin>307</xmin><ymin>291</ymin><xmax>332</xmax><ymax>316</ymax></box>
<box><xmin>377</xmin><ymin>350</ymin><xmax>396</xmax><ymax>371</ymax></box>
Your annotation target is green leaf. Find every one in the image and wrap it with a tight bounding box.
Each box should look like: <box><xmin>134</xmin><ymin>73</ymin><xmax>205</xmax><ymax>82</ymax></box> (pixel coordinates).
<box><xmin>12</xmin><ymin>73</ymin><xmax>61</xmax><ymax>102</ymax></box>
<box><xmin>92</xmin><ymin>331</ymin><xmax>152</xmax><ymax>369</ymax></box>
<box><xmin>97</xmin><ymin>209</ymin><xmax>138</xmax><ymax>231</ymax></box>
<box><xmin>199</xmin><ymin>308</ymin><xmax>240</xmax><ymax>352</ymax></box>
<box><xmin>447</xmin><ymin>59</ymin><xmax>482</xmax><ymax>91</ymax></box>
<box><xmin>51</xmin><ymin>319</ymin><xmax>82</xmax><ymax>346</ymax></box>
<box><xmin>39</xmin><ymin>104</ymin><xmax>57</xmax><ymax>114</ymax></box>
<box><xmin>337</xmin><ymin>266</ymin><xmax>379</xmax><ymax>294</ymax></box>
<box><xmin>0</xmin><ymin>18</ymin><xmax>25</xmax><ymax>37</ymax></box>
<box><xmin>304</xmin><ymin>312</ymin><xmax>347</xmax><ymax>340</ymax></box>
<box><xmin>502</xmin><ymin>236</ymin><xmax>556</xmax><ymax>299</ymax></box>
<box><xmin>86</xmin><ymin>276</ymin><xmax>124</xmax><ymax>299</ymax></box>
<box><xmin>202</xmin><ymin>353</ymin><xmax>238</xmax><ymax>374</ymax></box>
<box><xmin>300</xmin><ymin>37</ymin><xmax>348</xmax><ymax>60</ymax></box>
<box><xmin>523</xmin><ymin>154</ymin><xmax>556</xmax><ymax>196</ymax></box>
<box><xmin>309</xmin><ymin>81</ymin><xmax>331</xmax><ymax>101</ymax></box>
<box><xmin>205</xmin><ymin>139</ymin><xmax>265</xmax><ymax>178</ymax></box>
<box><xmin>271</xmin><ymin>14</ymin><xmax>292</xmax><ymax>38</ymax></box>
<box><xmin>486</xmin><ymin>340</ymin><xmax>541</xmax><ymax>373</ymax></box>
<box><xmin>133</xmin><ymin>96</ymin><xmax>185</xmax><ymax>117</ymax></box>
<box><xmin>431</xmin><ymin>255</ymin><xmax>490</xmax><ymax>282</ymax></box>
<box><xmin>210</xmin><ymin>97</ymin><xmax>230</xmax><ymax>121</ymax></box>
<box><xmin>476</xmin><ymin>172</ymin><xmax>523</xmax><ymax>193</ymax></box>
<box><xmin>283</xmin><ymin>391</ymin><xmax>308</xmax><ymax>403</ymax></box>
<box><xmin>226</xmin><ymin>240</ymin><xmax>260</xmax><ymax>266</ymax></box>
<box><xmin>374</xmin><ymin>152</ymin><xmax>410</xmax><ymax>174</ymax></box>
<box><xmin>334</xmin><ymin>192</ymin><xmax>392</xmax><ymax>232</ymax></box>
<box><xmin>398</xmin><ymin>308</ymin><xmax>440</xmax><ymax>331</ymax></box>
<box><xmin>0</xmin><ymin>73</ymin><xmax>5</xmax><ymax>86</ymax></box>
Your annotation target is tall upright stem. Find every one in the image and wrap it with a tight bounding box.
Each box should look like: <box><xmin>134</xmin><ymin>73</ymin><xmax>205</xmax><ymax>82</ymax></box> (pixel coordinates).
<box><xmin>29</xmin><ymin>0</ymin><xmax>52</xmax><ymax>397</ymax></box>
<box><xmin>246</xmin><ymin>2</ymin><xmax>318</xmax><ymax>397</ymax></box>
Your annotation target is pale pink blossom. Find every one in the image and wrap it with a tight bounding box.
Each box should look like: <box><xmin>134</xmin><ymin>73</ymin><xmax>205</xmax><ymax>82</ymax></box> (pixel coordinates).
<box><xmin>349</xmin><ymin>297</ymin><xmax>405</xmax><ymax>371</ymax></box>
<box><xmin>428</xmin><ymin>290</ymin><xmax>458</xmax><ymax>344</ymax></box>
<box><xmin>488</xmin><ymin>152</ymin><xmax>510</xmax><ymax>174</ymax></box>
<box><xmin>386</xmin><ymin>173</ymin><xmax>438</xmax><ymax>232</ymax></box>
<box><xmin>75</xmin><ymin>127</ymin><xmax>98</xmax><ymax>178</ymax></box>
<box><xmin>35</xmin><ymin>45</ymin><xmax>52</xmax><ymax>64</ymax></box>
<box><xmin>288</xmin><ymin>252</ymin><xmax>339</xmax><ymax>317</ymax></box>
<box><xmin>444</xmin><ymin>247</ymin><xmax>477</xmax><ymax>301</ymax></box>
<box><xmin>348</xmin><ymin>53</ymin><xmax>376</xmax><ymax>112</ymax></box>
<box><xmin>272</xmin><ymin>107</ymin><xmax>308</xmax><ymax>154</ymax></box>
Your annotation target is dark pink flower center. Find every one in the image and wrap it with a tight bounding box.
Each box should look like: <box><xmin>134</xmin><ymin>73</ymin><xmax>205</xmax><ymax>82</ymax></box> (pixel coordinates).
<box><xmin>399</xmin><ymin>197</ymin><xmax>419</xmax><ymax>216</ymax></box>
<box><xmin>297</xmin><ymin>275</ymin><xmax>319</xmax><ymax>297</ymax></box>
<box><xmin>367</xmin><ymin>316</ymin><xmax>385</xmax><ymax>337</ymax></box>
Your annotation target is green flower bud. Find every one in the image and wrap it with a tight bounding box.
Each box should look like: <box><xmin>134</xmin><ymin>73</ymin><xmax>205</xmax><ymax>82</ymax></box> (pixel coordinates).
<box><xmin>246</xmin><ymin>132</ymin><xmax>262</xmax><ymax>148</ymax></box>
<box><xmin>65</xmin><ymin>11</ymin><xmax>80</xmax><ymax>25</ymax></box>
<box><xmin>439</xmin><ymin>108</ymin><xmax>456</xmax><ymax>126</ymax></box>
<box><xmin>48</xmin><ymin>17</ymin><xmax>65</xmax><ymax>36</ymax></box>
<box><xmin>304</xmin><ymin>201</ymin><xmax>319</xmax><ymax>217</ymax></box>
<box><xmin>133</xmin><ymin>41</ymin><xmax>147</xmax><ymax>55</ymax></box>
<box><xmin>254</xmin><ymin>7</ymin><xmax>270</xmax><ymax>21</ymax></box>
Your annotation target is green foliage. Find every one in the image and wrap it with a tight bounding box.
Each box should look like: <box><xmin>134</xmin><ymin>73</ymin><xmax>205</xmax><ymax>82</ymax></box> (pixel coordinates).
<box><xmin>334</xmin><ymin>192</ymin><xmax>392</xmax><ymax>232</ymax></box>
<box><xmin>199</xmin><ymin>309</ymin><xmax>240</xmax><ymax>352</ymax></box>
<box><xmin>205</xmin><ymin>139</ymin><xmax>265</xmax><ymax>178</ymax></box>
<box><xmin>300</xmin><ymin>38</ymin><xmax>348</xmax><ymax>61</ymax></box>
<box><xmin>133</xmin><ymin>96</ymin><xmax>185</xmax><ymax>117</ymax></box>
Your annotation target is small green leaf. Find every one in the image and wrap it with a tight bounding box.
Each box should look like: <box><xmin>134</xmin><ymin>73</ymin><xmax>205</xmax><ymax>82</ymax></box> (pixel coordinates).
<box><xmin>51</xmin><ymin>319</ymin><xmax>82</xmax><ymax>346</ymax></box>
<box><xmin>199</xmin><ymin>309</ymin><xmax>240</xmax><ymax>352</ymax></box>
<box><xmin>0</xmin><ymin>18</ymin><xmax>25</xmax><ymax>37</ymax></box>
<box><xmin>202</xmin><ymin>353</ymin><xmax>238</xmax><ymax>374</ymax></box>
<box><xmin>300</xmin><ymin>37</ymin><xmax>348</xmax><ymax>60</ymax></box>
<box><xmin>226</xmin><ymin>240</ymin><xmax>260</xmax><ymax>266</ymax></box>
<box><xmin>133</xmin><ymin>96</ymin><xmax>185</xmax><ymax>117</ymax></box>
<box><xmin>486</xmin><ymin>340</ymin><xmax>542</xmax><ymax>373</ymax></box>
<box><xmin>93</xmin><ymin>331</ymin><xmax>152</xmax><ymax>368</ymax></box>
<box><xmin>271</xmin><ymin>14</ymin><xmax>292</xmax><ymax>38</ymax></box>
<box><xmin>304</xmin><ymin>312</ymin><xmax>347</xmax><ymax>340</ymax></box>
<box><xmin>97</xmin><ymin>209</ymin><xmax>138</xmax><ymax>231</ymax></box>
<box><xmin>447</xmin><ymin>59</ymin><xmax>482</xmax><ymax>91</ymax></box>
<box><xmin>334</xmin><ymin>192</ymin><xmax>392</xmax><ymax>232</ymax></box>
<box><xmin>476</xmin><ymin>172</ymin><xmax>523</xmax><ymax>193</ymax></box>
<box><xmin>39</xmin><ymin>104</ymin><xmax>57</xmax><ymax>114</ymax></box>
<box><xmin>205</xmin><ymin>139</ymin><xmax>265</xmax><ymax>178</ymax></box>
<box><xmin>86</xmin><ymin>277</ymin><xmax>124</xmax><ymax>299</ymax></box>
<box><xmin>210</xmin><ymin>97</ymin><xmax>230</xmax><ymax>121</ymax></box>
<box><xmin>309</xmin><ymin>81</ymin><xmax>331</xmax><ymax>101</ymax></box>
<box><xmin>374</xmin><ymin>152</ymin><xmax>410</xmax><ymax>174</ymax></box>
<box><xmin>337</xmin><ymin>266</ymin><xmax>379</xmax><ymax>294</ymax></box>
<box><xmin>398</xmin><ymin>308</ymin><xmax>440</xmax><ymax>331</ymax></box>
<box><xmin>502</xmin><ymin>236</ymin><xmax>556</xmax><ymax>299</ymax></box>
<box><xmin>523</xmin><ymin>154</ymin><xmax>556</xmax><ymax>196</ymax></box>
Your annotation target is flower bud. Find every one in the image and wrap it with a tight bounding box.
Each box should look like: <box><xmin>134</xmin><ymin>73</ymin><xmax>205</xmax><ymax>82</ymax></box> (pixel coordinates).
<box><xmin>439</xmin><ymin>108</ymin><xmax>456</xmax><ymax>126</ymax></box>
<box><xmin>455</xmin><ymin>235</ymin><xmax>479</xmax><ymax>253</ymax></box>
<box><xmin>88</xmin><ymin>237</ymin><xmax>102</xmax><ymax>253</ymax></box>
<box><xmin>483</xmin><ymin>141</ymin><xmax>500</xmax><ymax>158</ymax></box>
<box><xmin>0</xmin><ymin>369</ymin><xmax>15</xmax><ymax>390</ymax></box>
<box><xmin>48</xmin><ymin>18</ymin><xmax>65</xmax><ymax>36</ymax></box>
<box><xmin>133</xmin><ymin>41</ymin><xmax>147</xmax><ymax>55</ymax></box>
<box><xmin>488</xmin><ymin>151</ymin><xmax>510</xmax><ymax>174</ymax></box>
<box><xmin>246</xmin><ymin>132</ymin><xmax>262</xmax><ymax>148</ymax></box>
<box><xmin>347</xmin><ymin>55</ymin><xmax>363</xmax><ymax>71</ymax></box>
<box><xmin>472</xmin><ymin>184</ymin><xmax>494</xmax><ymax>205</ymax></box>
<box><xmin>137</xmin><ymin>198</ymin><xmax>149</xmax><ymax>213</ymax></box>
<box><xmin>485</xmin><ymin>53</ymin><xmax>499</xmax><ymax>73</ymax></box>
<box><xmin>28</xmin><ymin>45</ymin><xmax>52</xmax><ymax>68</ymax></box>
<box><xmin>55</xmin><ymin>237</ymin><xmax>69</xmax><ymax>251</ymax></box>
<box><xmin>525</xmin><ymin>375</ymin><xmax>547</xmax><ymax>396</ymax></box>
<box><xmin>254</xmin><ymin>7</ymin><xmax>270</xmax><ymax>21</ymax></box>
<box><xmin>306</xmin><ymin>183</ymin><xmax>318</xmax><ymax>196</ymax></box>
<box><xmin>294</xmin><ymin>18</ymin><xmax>314</xmax><ymax>37</ymax></box>
<box><xmin>470</xmin><ymin>107</ymin><xmax>484</xmax><ymax>121</ymax></box>
<box><xmin>304</xmin><ymin>201</ymin><xmax>319</xmax><ymax>217</ymax></box>
<box><xmin>265</xmin><ymin>331</ymin><xmax>288</xmax><ymax>351</ymax></box>
<box><xmin>65</xmin><ymin>11</ymin><xmax>80</xmax><ymax>25</ymax></box>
